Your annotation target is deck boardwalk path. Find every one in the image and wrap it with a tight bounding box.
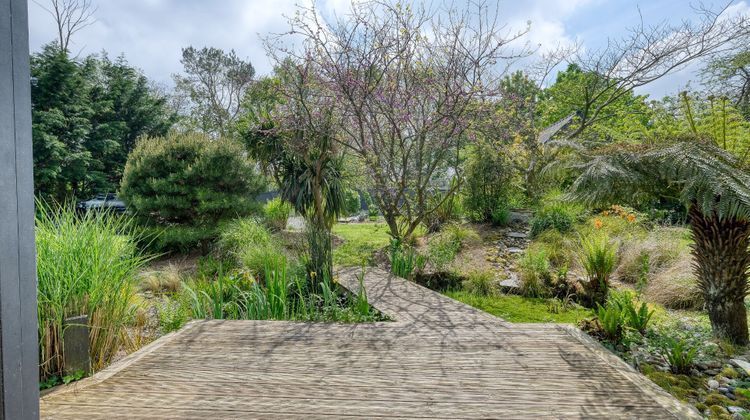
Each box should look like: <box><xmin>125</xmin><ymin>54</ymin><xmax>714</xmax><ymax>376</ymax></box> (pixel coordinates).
<box><xmin>40</xmin><ymin>268</ymin><xmax>700</xmax><ymax>419</ymax></box>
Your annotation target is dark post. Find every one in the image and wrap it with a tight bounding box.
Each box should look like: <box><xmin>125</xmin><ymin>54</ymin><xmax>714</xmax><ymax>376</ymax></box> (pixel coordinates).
<box><xmin>63</xmin><ymin>316</ymin><xmax>90</xmax><ymax>375</ymax></box>
<box><xmin>0</xmin><ymin>0</ymin><xmax>40</xmax><ymax>418</ymax></box>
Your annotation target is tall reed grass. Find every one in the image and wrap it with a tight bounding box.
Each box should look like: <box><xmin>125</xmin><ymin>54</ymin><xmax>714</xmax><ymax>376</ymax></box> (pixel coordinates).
<box><xmin>36</xmin><ymin>202</ymin><xmax>151</xmax><ymax>379</ymax></box>
<box><xmin>179</xmin><ymin>258</ymin><xmax>380</xmax><ymax>322</ymax></box>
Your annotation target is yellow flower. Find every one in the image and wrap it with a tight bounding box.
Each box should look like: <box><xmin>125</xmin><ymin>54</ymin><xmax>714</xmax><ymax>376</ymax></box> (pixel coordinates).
<box><xmin>602</xmin><ymin>210</ymin><xmax>610</xmax><ymax>216</ymax></box>
<box><xmin>594</xmin><ymin>218</ymin><xmax>603</xmax><ymax>229</ymax></box>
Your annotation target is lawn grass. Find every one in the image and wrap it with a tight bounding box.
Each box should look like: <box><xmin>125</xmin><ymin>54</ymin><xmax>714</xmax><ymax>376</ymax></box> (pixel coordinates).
<box><xmin>333</xmin><ymin>222</ymin><xmax>392</xmax><ymax>267</ymax></box>
<box><xmin>445</xmin><ymin>291</ymin><xmax>592</xmax><ymax>323</ymax></box>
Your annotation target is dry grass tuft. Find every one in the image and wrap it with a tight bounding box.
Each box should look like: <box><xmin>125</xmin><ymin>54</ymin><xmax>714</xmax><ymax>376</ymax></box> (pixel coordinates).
<box><xmin>139</xmin><ymin>264</ymin><xmax>183</xmax><ymax>294</ymax></box>
<box><xmin>615</xmin><ymin>227</ymin><xmax>689</xmax><ymax>283</ymax></box>
<box><xmin>644</xmin><ymin>255</ymin><xmax>703</xmax><ymax>310</ymax></box>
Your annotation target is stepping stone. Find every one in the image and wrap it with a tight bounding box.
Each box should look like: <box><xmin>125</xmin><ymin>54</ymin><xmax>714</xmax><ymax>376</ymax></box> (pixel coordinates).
<box><xmin>507</xmin><ymin>247</ymin><xmax>524</xmax><ymax>254</ymax></box>
<box><xmin>507</xmin><ymin>232</ymin><xmax>527</xmax><ymax>239</ymax></box>
<box><xmin>730</xmin><ymin>359</ymin><xmax>750</xmax><ymax>376</ymax></box>
<box><xmin>508</xmin><ymin>211</ymin><xmax>533</xmax><ymax>223</ymax></box>
<box><xmin>499</xmin><ymin>273</ymin><xmax>520</xmax><ymax>289</ymax></box>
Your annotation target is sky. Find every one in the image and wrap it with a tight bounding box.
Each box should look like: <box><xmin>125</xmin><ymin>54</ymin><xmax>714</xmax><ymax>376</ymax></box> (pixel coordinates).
<box><xmin>26</xmin><ymin>0</ymin><xmax>750</xmax><ymax>99</ymax></box>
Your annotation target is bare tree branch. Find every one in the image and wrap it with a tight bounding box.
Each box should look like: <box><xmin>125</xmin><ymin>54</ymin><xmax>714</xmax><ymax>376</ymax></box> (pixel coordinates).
<box><xmin>33</xmin><ymin>0</ymin><xmax>97</xmax><ymax>53</ymax></box>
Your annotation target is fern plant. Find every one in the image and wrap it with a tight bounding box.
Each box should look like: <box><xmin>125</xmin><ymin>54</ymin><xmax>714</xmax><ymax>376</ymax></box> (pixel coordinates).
<box><xmin>595</xmin><ymin>303</ymin><xmax>623</xmax><ymax>342</ymax></box>
<box><xmin>578</xmin><ymin>234</ymin><xmax>617</xmax><ymax>308</ymax></box>
<box><xmin>570</xmin><ymin>136</ymin><xmax>750</xmax><ymax>344</ymax></box>
<box><xmin>621</xmin><ymin>299</ymin><xmax>654</xmax><ymax>334</ymax></box>
<box><xmin>665</xmin><ymin>340</ymin><xmax>697</xmax><ymax>374</ymax></box>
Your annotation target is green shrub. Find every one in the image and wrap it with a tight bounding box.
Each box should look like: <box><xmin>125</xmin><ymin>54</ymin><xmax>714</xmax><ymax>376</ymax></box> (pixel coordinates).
<box><xmin>530</xmin><ymin>203</ymin><xmax>578</xmax><ymax>237</ymax></box>
<box><xmin>519</xmin><ymin>249</ymin><xmax>551</xmax><ymax>298</ymax></box>
<box><xmin>578</xmin><ymin>233</ymin><xmax>617</xmax><ymax>307</ymax></box>
<box><xmin>342</xmin><ymin>189</ymin><xmax>362</xmax><ymax>216</ymax></box>
<box><xmin>368</xmin><ymin>205</ymin><xmax>379</xmax><ymax>221</ymax></box>
<box><xmin>217</xmin><ymin>218</ymin><xmax>271</xmax><ymax>257</ymax></box>
<box><xmin>490</xmin><ymin>205</ymin><xmax>511</xmax><ymax>227</ymax></box>
<box><xmin>462</xmin><ymin>270</ymin><xmax>496</xmax><ymax>296</ymax></box>
<box><xmin>36</xmin><ymin>202</ymin><xmax>151</xmax><ymax>379</ymax></box>
<box><xmin>665</xmin><ymin>340</ymin><xmax>697</xmax><ymax>374</ymax></box>
<box><xmin>463</xmin><ymin>142</ymin><xmax>514</xmax><ymax>222</ymax></box>
<box><xmin>121</xmin><ymin>132</ymin><xmax>265</xmax><ymax>225</ymax></box>
<box><xmin>263</xmin><ymin>197</ymin><xmax>292</xmax><ymax>231</ymax></box>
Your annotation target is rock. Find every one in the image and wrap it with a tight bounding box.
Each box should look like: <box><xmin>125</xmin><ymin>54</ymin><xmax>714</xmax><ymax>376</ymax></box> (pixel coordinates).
<box><xmin>708</xmin><ymin>379</ymin><xmax>720</xmax><ymax>389</ymax></box>
<box><xmin>499</xmin><ymin>273</ymin><xmax>521</xmax><ymax>290</ymax></box>
<box><xmin>706</xmin><ymin>369</ymin><xmax>721</xmax><ymax>376</ymax></box>
<box><xmin>508</xmin><ymin>211</ymin><xmax>532</xmax><ymax>224</ymax></box>
<box><xmin>729</xmin><ymin>359</ymin><xmax>750</xmax><ymax>375</ymax></box>
<box><xmin>718</xmin><ymin>387</ymin><xmax>729</xmax><ymax>394</ymax></box>
<box><xmin>727</xmin><ymin>392</ymin><xmax>736</xmax><ymax>400</ymax></box>
<box><xmin>733</xmin><ymin>414</ymin><xmax>744</xmax><ymax>420</ymax></box>
<box><xmin>506</xmin><ymin>231</ymin><xmax>528</xmax><ymax>239</ymax></box>
<box><xmin>507</xmin><ymin>247</ymin><xmax>523</xmax><ymax>254</ymax></box>
<box><xmin>704</xmin><ymin>360</ymin><xmax>723</xmax><ymax>369</ymax></box>
<box><xmin>728</xmin><ymin>406</ymin><xmax>746</xmax><ymax>415</ymax></box>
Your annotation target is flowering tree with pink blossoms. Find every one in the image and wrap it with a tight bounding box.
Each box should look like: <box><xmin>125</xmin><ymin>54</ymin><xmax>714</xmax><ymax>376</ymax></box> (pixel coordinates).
<box><xmin>267</xmin><ymin>0</ymin><xmax>531</xmax><ymax>240</ymax></box>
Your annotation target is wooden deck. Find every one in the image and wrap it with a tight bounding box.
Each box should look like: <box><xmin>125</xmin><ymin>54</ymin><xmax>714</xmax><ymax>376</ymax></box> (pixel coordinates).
<box><xmin>40</xmin><ymin>268</ymin><xmax>700</xmax><ymax>419</ymax></box>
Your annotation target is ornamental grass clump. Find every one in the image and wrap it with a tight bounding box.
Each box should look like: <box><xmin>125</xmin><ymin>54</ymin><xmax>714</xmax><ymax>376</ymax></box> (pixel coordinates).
<box><xmin>36</xmin><ymin>202</ymin><xmax>151</xmax><ymax>379</ymax></box>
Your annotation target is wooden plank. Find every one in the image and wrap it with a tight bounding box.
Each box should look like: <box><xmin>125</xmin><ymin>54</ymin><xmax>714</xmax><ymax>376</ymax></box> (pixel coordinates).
<box><xmin>40</xmin><ymin>268</ymin><xmax>700</xmax><ymax>419</ymax></box>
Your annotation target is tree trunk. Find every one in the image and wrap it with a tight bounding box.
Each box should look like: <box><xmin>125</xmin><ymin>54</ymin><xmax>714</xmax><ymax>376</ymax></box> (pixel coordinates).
<box><xmin>689</xmin><ymin>206</ymin><xmax>750</xmax><ymax>345</ymax></box>
<box><xmin>306</xmin><ymin>171</ymin><xmax>333</xmax><ymax>290</ymax></box>
<box><xmin>305</xmin><ymin>221</ymin><xmax>332</xmax><ymax>290</ymax></box>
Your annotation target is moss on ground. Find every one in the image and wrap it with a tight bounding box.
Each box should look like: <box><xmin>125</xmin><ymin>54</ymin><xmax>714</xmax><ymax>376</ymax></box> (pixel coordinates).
<box><xmin>444</xmin><ymin>291</ymin><xmax>592</xmax><ymax>323</ymax></box>
<box><xmin>640</xmin><ymin>364</ymin><xmax>702</xmax><ymax>401</ymax></box>
<box><xmin>332</xmin><ymin>222</ymin><xmax>392</xmax><ymax>267</ymax></box>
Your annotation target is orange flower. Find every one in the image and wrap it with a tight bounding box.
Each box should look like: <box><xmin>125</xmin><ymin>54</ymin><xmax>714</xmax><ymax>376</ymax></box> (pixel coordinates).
<box><xmin>602</xmin><ymin>210</ymin><xmax>610</xmax><ymax>216</ymax></box>
<box><xmin>626</xmin><ymin>214</ymin><xmax>636</xmax><ymax>223</ymax></box>
<box><xmin>594</xmin><ymin>218</ymin><xmax>603</xmax><ymax>229</ymax></box>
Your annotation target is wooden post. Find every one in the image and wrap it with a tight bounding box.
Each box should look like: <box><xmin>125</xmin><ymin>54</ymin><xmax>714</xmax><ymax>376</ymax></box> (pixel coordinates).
<box><xmin>0</xmin><ymin>0</ymin><xmax>40</xmax><ymax>418</ymax></box>
<box><xmin>63</xmin><ymin>316</ymin><xmax>90</xmax><ymax>375</ymax></box>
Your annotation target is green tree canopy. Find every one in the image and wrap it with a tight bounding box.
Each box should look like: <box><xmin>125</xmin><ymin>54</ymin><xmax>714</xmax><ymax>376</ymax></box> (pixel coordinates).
<box><xmin>31</xmin><ymin>45</ymin><xmax>175</xmax><ymax>200</ymax></box>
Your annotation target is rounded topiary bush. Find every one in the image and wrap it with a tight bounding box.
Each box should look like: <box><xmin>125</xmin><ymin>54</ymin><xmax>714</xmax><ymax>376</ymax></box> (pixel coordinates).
<box><xmin>121</xmin><ymin>132</ymin><xmax>264</xmax><ymax>225</ymax></box>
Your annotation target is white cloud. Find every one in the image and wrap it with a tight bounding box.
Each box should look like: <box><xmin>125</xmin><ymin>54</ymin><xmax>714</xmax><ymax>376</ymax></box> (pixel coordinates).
<box><xmin>29</xmin><ymin>0</ymin><xmax>591</xmax><ymax>83</ymax></box>
<box><xmin>35</xmin><ymin>0</ymin><xmax>724</xmax><ymax>100</ymax></box>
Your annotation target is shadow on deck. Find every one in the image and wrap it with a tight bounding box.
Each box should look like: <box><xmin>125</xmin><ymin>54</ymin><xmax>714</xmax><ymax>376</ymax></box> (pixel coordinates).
<box><xmin>40</xmin><ymin>267</ymin><xmax>700</xmax><ymax>419</ymax></box>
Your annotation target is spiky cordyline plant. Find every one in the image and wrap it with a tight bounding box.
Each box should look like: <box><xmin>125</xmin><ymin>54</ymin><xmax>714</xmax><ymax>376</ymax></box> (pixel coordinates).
<box><xmin>569</xmin><ymin>136</ymin><xmax>750</xmax><ymax>344</ymax></box>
